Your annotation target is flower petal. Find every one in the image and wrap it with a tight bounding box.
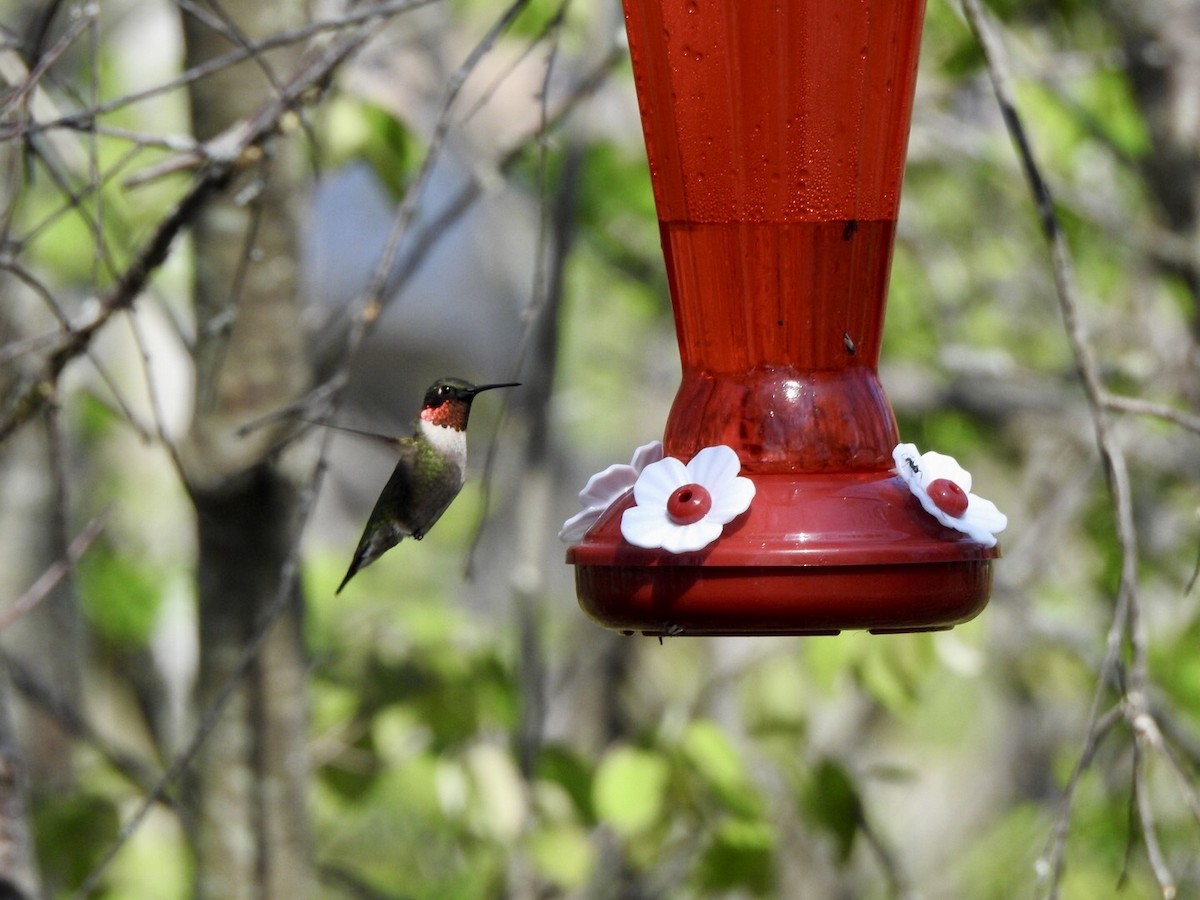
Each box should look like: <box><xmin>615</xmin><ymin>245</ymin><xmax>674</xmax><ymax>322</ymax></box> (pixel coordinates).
<box><xmin>560</xmin><ymin>513</ymin><xmax>592</xmax><ymax>544</ymax></box>
<box><xmin>558</xmin><ymin>507</ymin><xmax>603</xmax><ymax>543</ymax></box>
<box><xmin>659</xmin><ymin>520</ymin><xmax>722</xmax><ymax>553</ymax></box>
<box><xmin>629</xmin><ymin>440</ymin><xmax>665</xmax><ymax>471</ymax></box>
<box><xmin>685</xmin><ymin>445</ymin><xmax>742</xmax><ymax>490</ymax></box>
<box><xmin>633</xmin><ymin>456</ymin><xmax>688</xmax><ymax>507</ymax></box>
<box><xmin>894</xmin><ymin>441</ymin><xmax>1006</xmax><ymax>548</ymax></box>
<box><xmin>965</xmin><ymin>495</ymin><xmax>1008</xmax><ymax>534</ymax></box>
<box><xmin>957</xmin><ymin>521</ymin><xmax>998</xmax><ymax>548</ymax></box>
<box><xmin>920</xmin><ymin>451</ymin><xmax>972</xmax><ymax>493</ymax></box>
<box><xmin>706</xmin><ymin>476</ymin><xmax>756</xmax><ymax>524</ymax></box>
<box><xmin>578</xmin><ymin>464</ymin><xmax>638</xmax><ymax>507</ymax></box>
<box><xmin>893</xmin><ymin>443</ymin><xmax>923</xmax><ymax>491</ymax></box>
<box><xmin>620</xmin><ymin>505</ymin><xmax>673</xmax><ymax>549</ymax></box>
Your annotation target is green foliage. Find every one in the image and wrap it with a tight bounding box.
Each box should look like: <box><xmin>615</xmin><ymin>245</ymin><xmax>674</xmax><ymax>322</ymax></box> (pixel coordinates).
<box><xmin>575</xmin><ymin>140</ymin><xmax>663</xmax><ymax>281</ymax></box>
<box><xmin>681</xmin><ymin>719</ymin><xmax>762</xmax><ymax>819</ymax></box>
<box><xmin>739</xmin><ymin>651</ymin><xmax>809</xmax><ymax>738</ymax></box>
<box><xmin>12</xmin><ymin>0</ymin><xmax>1200</xmax><ymax>896</ymax></box>
<box><xmin>33</xmin><ymin>791</ymin><xmax>120</xmax><ymax>894</ymax></box>
<box><xmin>321</xmin><ymin>97</ymin><xmax>423</xmax><ymax>198</ymax></box>
<box><xmin>800</xmin><ymin>758</ymin><xmax>864</xmax><ymax>863</ymax></box>
<box><xmin>804</xmin><ymin>632</ymin><xmax>940</xmax><ymax>714</ymax></box>
<box><xmin>697</xmin><ymin>818</ymin><xmax>776</xmax><ymax>895</ymax></box>
<box><xmin>946</xmin><ymin>803</ymin><xmax>1045</xmax><ymax>900</ymax></box>
<box><xmin>536</xmin><ymin>744</ymin><xmax>596</xmax><ymax>822</ymax></box>
<box><xmin>77</xmin><ymin>543</ymin><xmax>163</xmax><ymax>647</ymax></box>
<box><xmin>1151</xmin><ymin>618</ymin><xmax>1200</xmax><ymax>732</ymax></box>
<box><xmin>527</xmin><ymin>821</ymin><xmax>595</xmax><ymax>888</ymax></box>
<box><xmin>593</xmin><ymin>744</ymin><xmax>670</xmax><ymax>837</ymax></box>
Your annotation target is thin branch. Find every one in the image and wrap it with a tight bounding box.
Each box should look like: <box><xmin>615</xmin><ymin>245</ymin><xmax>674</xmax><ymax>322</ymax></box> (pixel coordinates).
<box><xmin>2</xmin><ymin>652</ymin><xmax>174</xmax><ymax>809</ymax></box>
<box><xmin>1187</xmin><ymin>542</ymin><xmax>1200</xmax><ymax>597</ymax></box>
<box><xmin>0</xmin><ymin>509</ymin><xmax>108</xmax><ymax>632</ymax></box>
<box><xmin>1037</xmin><ymin>704</ymin><xmax>1123</xmax><ymax>893</ymax></box>
<box><xmin>125</xmin><ymin>307</ymin><xmax>188</xmax><ymax>476</ymax></box>
<box><xmin>0</xmin><ymin>0</ymin><xmax>441</xmax><ymax>144</ymax></box>
<box><xmin>1130</xmin><ymin>709</ymin><xmax>1176</xmax><ymax>898</ymax></box>
<box><xmin>0</xmin><ymin>327</ymin><xmax>60</xmax><ymax>365</ymax></box>
<box><xmin>0</xmin><ymin>22</ymin><xmax>380</xmax><ymax>446</ymax></box>
<box><xmin>1155</xmin><ymin>727</ymin><xmax>1200</xmax><ymax>831</ymax></box>
<box><xmin>2</xmin><ymin>257</ymin><xmax>153</xmax><ymax>443</ymax></box>
<box><xmin>239</xmin><ymin>34</ymin><xmax>622</xmax><ymax>484</ymax></box>
<box><xmin>71</xmin><ymin>2</ymin><xmax>533</xmax><ymax>890</ymax></box>
<box><xmin>0</xmin><ymin>4</ymin><xmax>95</xmax><ymax>119</ymax></box>
<box><xmin>962</xmin><ymin>1</ymin><xmax>1176</xmax><ymax>895</ymax></box>
<box><xmin>72</xmin><ymin>489</ymin><xmax>314</xmax><ymax>898</ymax></box>
<box><xmin>465</xmin><ymin>0</ymin><xmax>573</xmax><ymax>579</ymax></box>
<box><xmin>358</xmin><ymin>0</ymin><xmax>532</xmax><ymax>322</ymax></box>
<box><xmin>1103</xmin><ymin>394</ymin><xmax>1200</xmax><ymax>436</ymax></box>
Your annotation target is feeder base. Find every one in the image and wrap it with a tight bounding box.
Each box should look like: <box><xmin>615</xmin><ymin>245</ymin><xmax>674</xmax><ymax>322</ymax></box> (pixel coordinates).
<box><xmin>576</xmin><ymin>559</ymin><xmax>991</xmax><ymax>637</ymax></box>
<box><xmin>567</xmin><ymin>471</ymin><xmax>998</xmax><ymax>636</ymax></box>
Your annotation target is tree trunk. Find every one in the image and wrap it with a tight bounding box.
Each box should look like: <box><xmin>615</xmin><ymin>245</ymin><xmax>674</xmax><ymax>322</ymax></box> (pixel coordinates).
<box><xmin>178</xmin><ymin>0</ymin><xmax>313</xmax><ymax>896</ymax></box>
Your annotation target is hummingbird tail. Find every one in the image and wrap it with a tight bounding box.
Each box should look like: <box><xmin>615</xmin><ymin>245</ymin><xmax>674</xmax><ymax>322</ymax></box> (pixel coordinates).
<box><xmin>336</xmin><ymin>539</ymin><xmax>374</xmax><ymax>594</ymax></box>
<box><xmin>335</xmin><ymin>526</ymin><xmax>402</xmax><ymax>594</ymax></box>
<box><xmin>335</xmin><ymin>560</ymin><xmax>358</xmax><ymax>595</ymax></box>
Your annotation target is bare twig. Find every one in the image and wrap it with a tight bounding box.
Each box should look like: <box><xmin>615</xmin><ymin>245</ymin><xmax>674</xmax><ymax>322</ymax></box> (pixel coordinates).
<box><xmin>1103</xmin><ymin>394</ymin><xmax>1200</xmax><ymax>436</ymax></box>
<box><xmin>1129</xmin><ymin>703</ymin><xmax>1178</xmax><ymax>898</ymax></box>
<box><xmin>0</xmin><ymin>0</ymin><xmax>441</xmax><ymax>143</ymax></box>
<box><xmin>355</xmin><ymin>0</ymin><xmax>532</xmax><ymax>324</ymax></box>
<box><xmin>71</xmin><ymin>2</ymin><xmax>542</xmax><ymax>892</ymax></box>
<box><xmin>0</xmin><ymin>23</ymin><xmax>379</xmax><ymax>446</ymax></box>
<box><xmin>0</xmin><ymin>4</ymin><xmax>95</xmax><ymax>119</ymax></box>
<box><xmin>961</xmin><ymin>3</ymin><xmax>1160</xmax><ymax>894</ymax></box>
<box><xmin>466</xmin><ymin>0</ymin><xmax>575</xmax><ymax>579</ymax></box>
<box><xmin>2</xmin><ymin>652</ymin><xmax>171</xmax><ymax>808</ymax></box>
<box><xmin>3</xmin><ymin>256</ymin><xmax>154</xmax><ymax>443</ymax></box>
<box><xmin>1037</xmin><ymin>704</ymin><xmax>1123</xmax><ymax>890</ymax></box>
<box><xmin>0</xmin><ymin>509</ymin><xmax>108</xmax><ymax>632</ymax></box>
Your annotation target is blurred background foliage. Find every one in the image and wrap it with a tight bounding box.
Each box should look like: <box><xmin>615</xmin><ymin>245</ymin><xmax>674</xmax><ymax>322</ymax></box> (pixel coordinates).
<box><xmin>0</xmin><ymin>0</ymin><xmax>1198</xmax><ymax>897</ymax></box>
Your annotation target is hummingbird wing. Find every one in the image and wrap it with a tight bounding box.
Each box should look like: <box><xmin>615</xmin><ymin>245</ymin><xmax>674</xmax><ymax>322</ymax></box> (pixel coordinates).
<box><xmin>336</xmin><ymin>440</ymin><xmax>421</xmax><ymax>594</ymax></box>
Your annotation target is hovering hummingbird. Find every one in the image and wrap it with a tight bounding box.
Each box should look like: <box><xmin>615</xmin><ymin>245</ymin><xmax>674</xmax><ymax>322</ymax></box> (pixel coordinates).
<box><xmin>335</xmin><ymin>377</ymin><xmax>519</xmax><ymax>594</ymax></box>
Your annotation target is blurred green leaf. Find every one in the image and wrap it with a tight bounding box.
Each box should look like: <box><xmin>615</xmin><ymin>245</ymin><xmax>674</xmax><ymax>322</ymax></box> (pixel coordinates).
<box><xmin>322</xmin><ymin>98</ymin><xmax>421</xmax><ymax>198</ymax></box>
<box><xmin>593</xmin><ymin>745</ymin><xmax>670</xmax><ymax>837</ymax></box>
<box><xmin>78</xmin><ymin>543</ymin><xmax>163</xmax><ymax>646</ymax></box>
<box><xmin>742</xmin><ymin>652</ymin><xmax>808</xmax><ymax>737</ymax></box>
<box><xmin>537</xmin><ymin>745</ymin><xmax>596</xmax><ymax>822</ymax></box>
<box><xmin>528</xmin><ymin>823</ymin><xmax>596</xmax><ymax>889</ymax></box>
<box><xmin>319</xmin><ymin>725</ymin><xmax>382</xmax><ymax>802</ymax></box>
<box><xmin>803</xmin><ymin>632</ymin><xmax>863</xmax><ymax>694</ymax></box>
<box><xmin>698</xmin><ymin>818</ymin><xmax>776</xmax><ymax>895</ymax></box>
<box><xmin>681</xmin><ymin>718</ymin><xmax>761</xmax><ymax>818</ymax></box>
<box><xmin>858</xmin><ymin>633</ymin><xmax>938</xmax><ymax>713</ymax></box>
<box><xmin>34</xmin><ymin>792</ymin><xmax>120</xmax><ymax>892</ymax></box>
<box><xmin>358</xmin><ymin>646</ymin><xmax>517</xmax><ymax>750</ymax></box>
<box><xmin>800</xmin><ymin>758</ymin><xmax>862</xmax><ymax>863</ymax></box>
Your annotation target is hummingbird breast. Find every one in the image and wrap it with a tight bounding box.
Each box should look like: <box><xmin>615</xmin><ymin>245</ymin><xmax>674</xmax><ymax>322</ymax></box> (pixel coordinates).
<box><xmin>400</xmin><ymin>422</ymin><xmax>468</xmax><ymax>537</ymax></box>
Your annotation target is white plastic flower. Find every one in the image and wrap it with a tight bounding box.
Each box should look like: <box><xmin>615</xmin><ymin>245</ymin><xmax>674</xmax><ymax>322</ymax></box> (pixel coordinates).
<box><xmin>559</xmin><ymin>441</ymin><xmax>665</xmax><ymax>543</ymax></box>
<box><xmin>893</xmin><ymin>443</ymin><xmax>1007</xmax><ymax>548</ymax></box>
<box><xmin>620</xmin><ymin>445</ymin><xmax>756</xmax><ymax>553</ymax></box>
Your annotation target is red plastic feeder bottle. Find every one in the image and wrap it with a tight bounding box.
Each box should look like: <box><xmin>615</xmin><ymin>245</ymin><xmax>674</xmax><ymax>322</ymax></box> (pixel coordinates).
<box><xmin>566</xmin><ymin>0</ymin><xmax>999</xmax><ymax>635</ymax></box>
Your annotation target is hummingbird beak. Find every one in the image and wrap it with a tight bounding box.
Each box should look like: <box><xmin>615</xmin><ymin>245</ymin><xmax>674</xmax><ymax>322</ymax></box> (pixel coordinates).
<box><xmin>468</xmin><ymin>382</ymin><xmax>520</xmax><ymax>397</ymax></box>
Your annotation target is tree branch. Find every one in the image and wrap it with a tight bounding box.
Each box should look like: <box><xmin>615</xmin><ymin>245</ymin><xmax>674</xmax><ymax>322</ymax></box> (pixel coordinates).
<box><xmin>0</xmin><ymin>22</ymin><xmax>380</xmax><ymax>447</ymax></box>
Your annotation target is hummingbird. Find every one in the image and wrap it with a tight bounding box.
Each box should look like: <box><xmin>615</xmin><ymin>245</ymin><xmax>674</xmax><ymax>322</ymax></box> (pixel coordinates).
<box><xmin>335</xmin><ymin>377</ymin><xmax>519</xmax><ymax>594</ymax></box>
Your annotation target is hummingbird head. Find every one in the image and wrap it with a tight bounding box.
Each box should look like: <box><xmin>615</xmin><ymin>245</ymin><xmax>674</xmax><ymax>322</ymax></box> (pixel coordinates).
<box><xmin>419</xmin><ymin>378</ymin><xmax>519</xmax><ymax>431</ymax></box>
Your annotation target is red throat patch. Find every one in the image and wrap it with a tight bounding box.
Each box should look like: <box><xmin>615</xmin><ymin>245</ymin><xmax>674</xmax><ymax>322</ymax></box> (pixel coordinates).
<box><xmin>420</xmin><ymin>401</ymin><xmax>467</xmax><ymax>431</ymax></box>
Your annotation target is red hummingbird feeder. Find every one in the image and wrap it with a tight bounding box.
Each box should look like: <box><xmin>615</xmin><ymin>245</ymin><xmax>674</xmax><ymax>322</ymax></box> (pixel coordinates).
<box><xmin>565</xmin><ymin>0</ymin><xmax>1001</xmax><ymax>635</ymax></box>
